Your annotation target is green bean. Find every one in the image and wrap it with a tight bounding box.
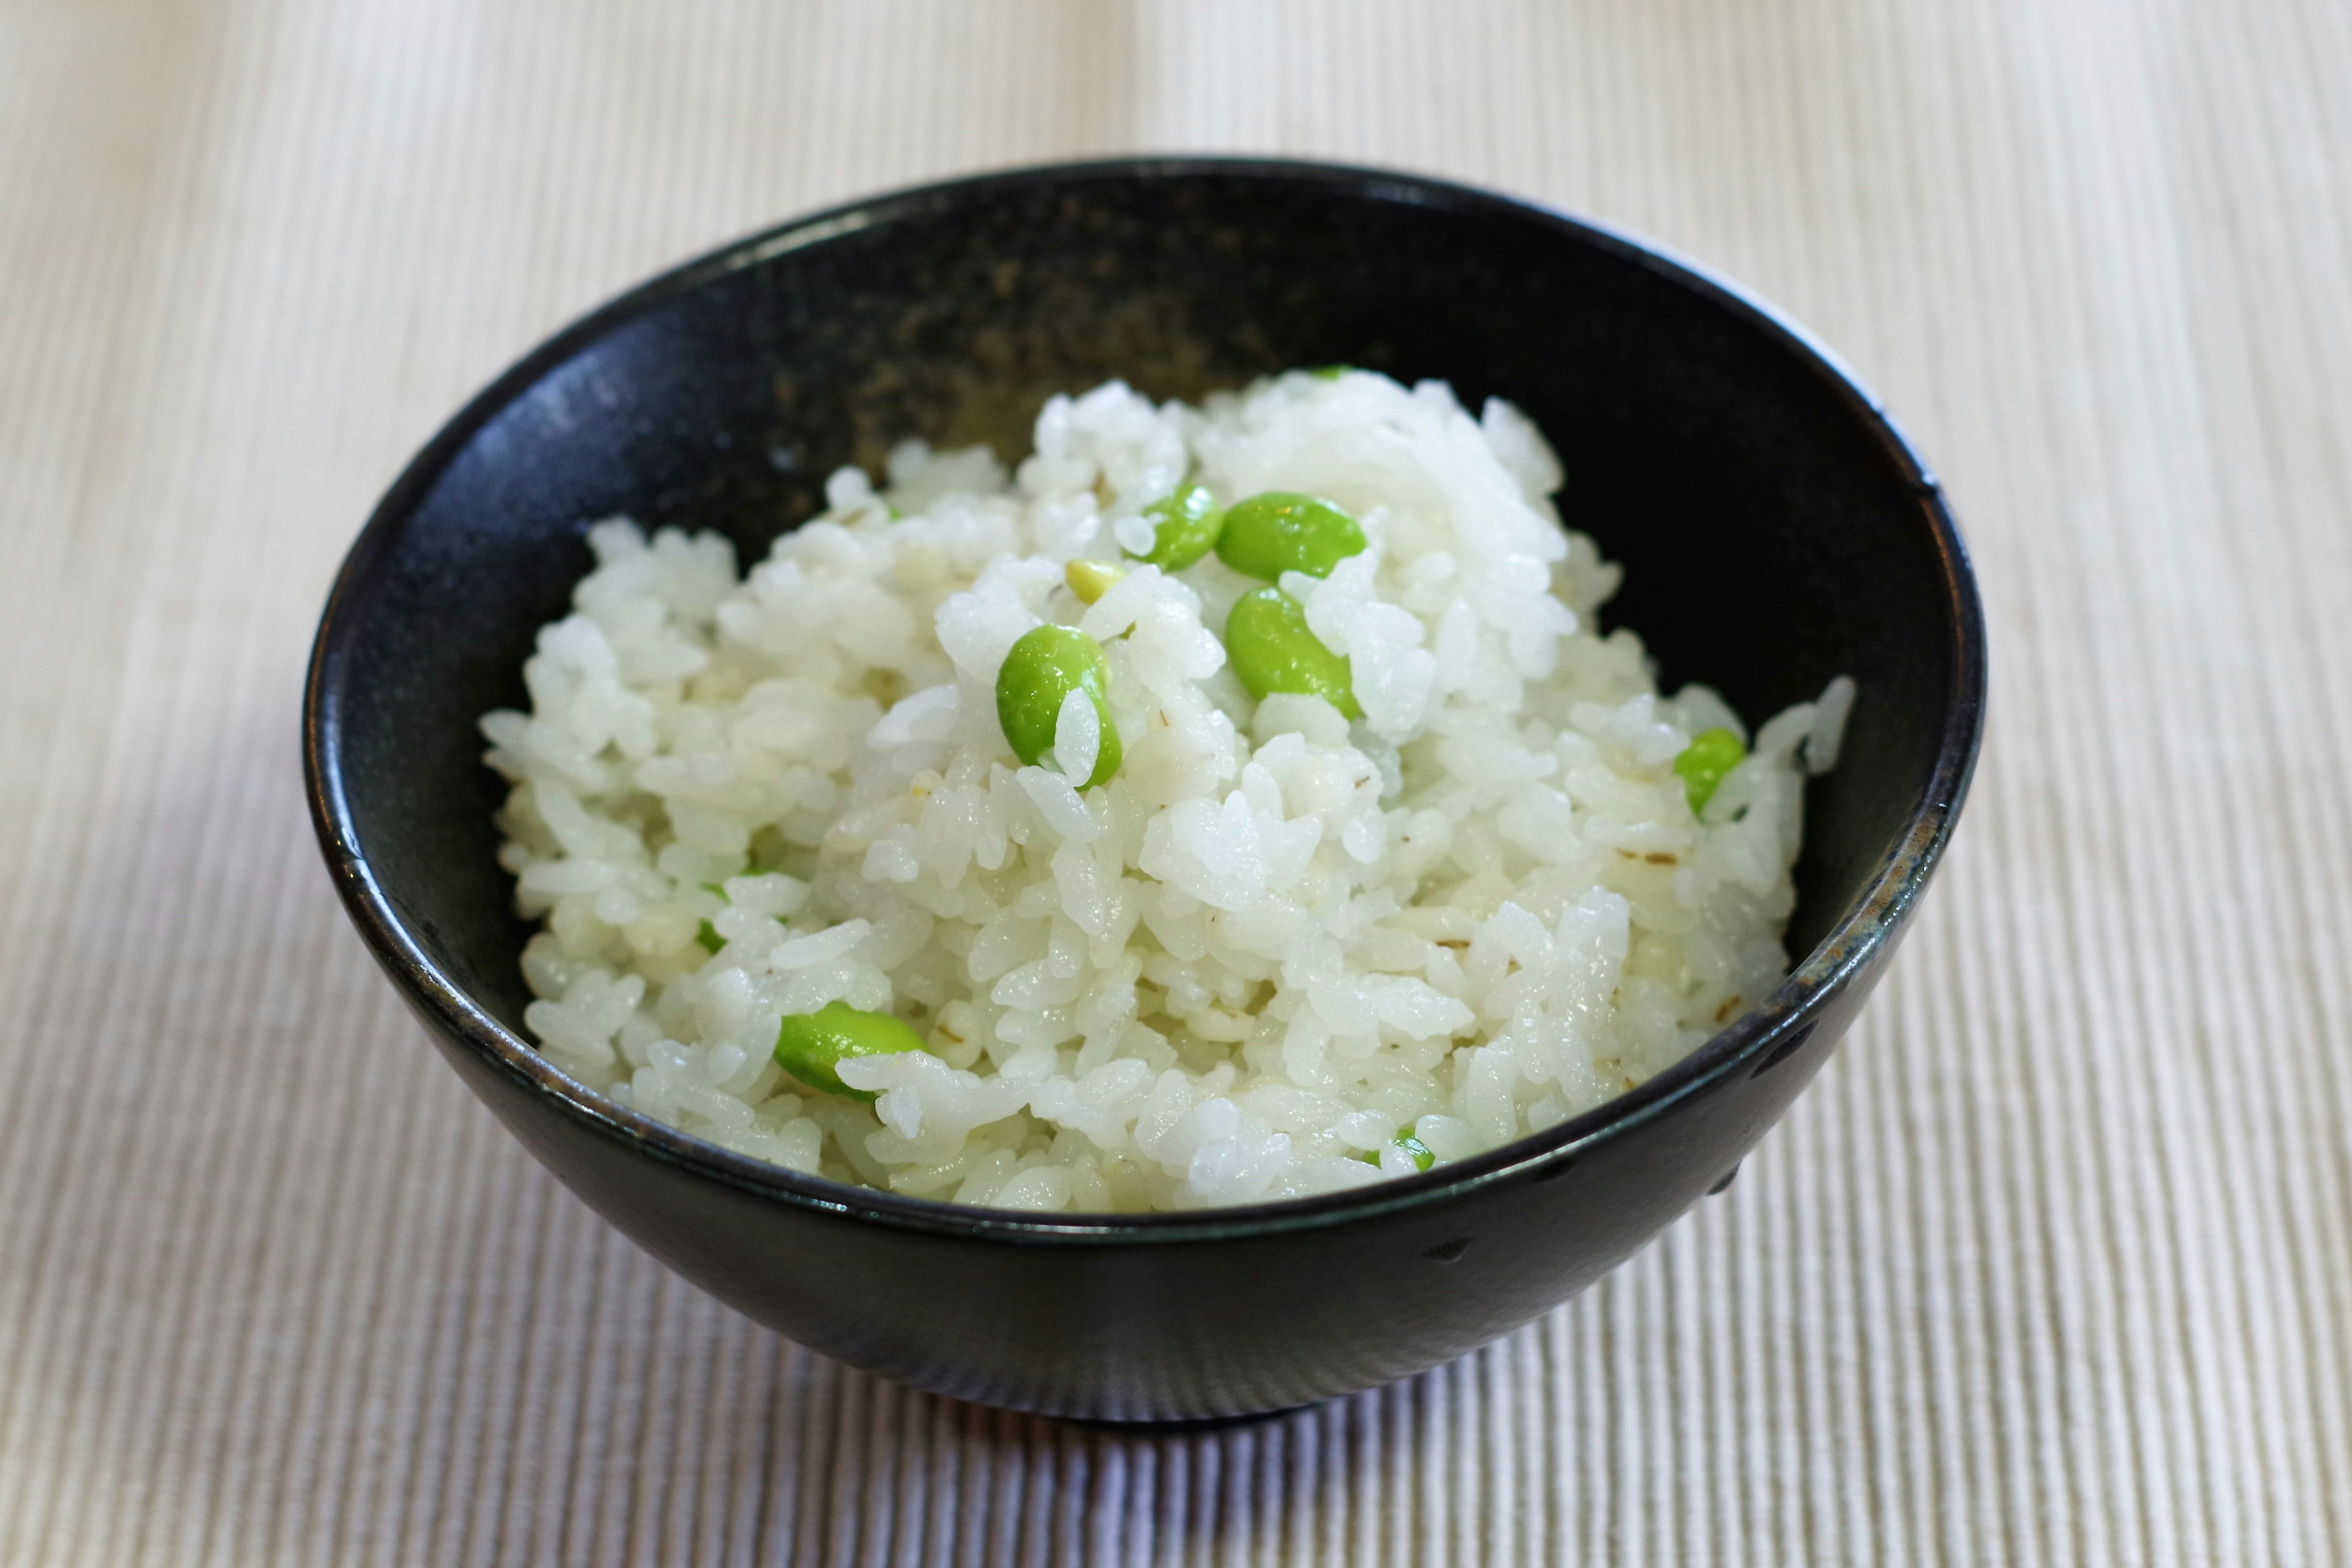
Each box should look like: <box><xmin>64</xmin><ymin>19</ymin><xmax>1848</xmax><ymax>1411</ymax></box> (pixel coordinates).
<box><xmin>1064</xmin><ymin>559</ymin><xmax>1127</xmax><ymax>604</ymax></box>
<box><xmin>1675</xmin><ymin>727</ymin><xmax>1747</xmax><ymax>815</ymax></box>
<box><xmin>1215</xmin><ymin>492</ymin><xmax>1365</xmax><ymax>581</ymax></box>
<box><xmin>995</xmin><ymin>624</ymin><xmax>1121</xmax><ymax>788</ymax></box>
<box><xmin>1354</xmin><ymin>1126</ymin><xmax>1437</xmax><ymax>1171</ymax></box>
<box><xmin>1224</xmin><ymin>587</ymin><xmax>1362</xmax><ymax>719</ymax></box>
<box><xmin>772</xmin><ymin>1000</ymin><xmax>924</xmax><ymax>1099</ymax></box>
<box><xmin>696</xmin><ymin>876</ymin><xmax>736</xmax><ymax>954</ymax></box>
<box><xmin>1125</xmin><ymin>483</ymin><xmax>1223</xmax><ymax>571</ymax></box>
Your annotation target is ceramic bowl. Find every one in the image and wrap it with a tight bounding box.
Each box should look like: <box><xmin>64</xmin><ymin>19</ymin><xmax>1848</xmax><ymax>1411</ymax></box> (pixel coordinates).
<box><xmin>304</xmin><ymin>158</ymin><xmax>1985</xmax><ymax>1422</ymax></box>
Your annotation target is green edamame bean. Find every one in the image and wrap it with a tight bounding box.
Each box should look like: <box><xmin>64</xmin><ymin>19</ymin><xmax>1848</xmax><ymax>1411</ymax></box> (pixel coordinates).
<box><xmin>1354</xmin><ymin>1126</ymin><xmax>1437</xmax><ymax>1171</ymax></box>
<box><xmin>1675</xmin><ymin>727</ymin><xmax>1747</xmax><ymax>815</ymax></box>
<box><xmin>1064</xmin><ymin>559</ymin><xmax>1127</xmax><ymax>604</ymax></box>
<box><xmin>693</xmin><ymin>873</ymin><xmax>745</xmax><ymax>954</ymax></box>
<box><xmin>995</xmin><ymin>624</ymin><xmax>1122</xmax><ymax>789</ymax></box>
<box><xmin>772</xmin><ymin>1000</ymin><xmax>923</xmax><ymax>1100</ymax></box>
<box><xmin>1224</xmin><ymin>587</ymin><xmax>1362</xmax><ymax>719</ymax></box>
<box><xmin>1126</xmin><ymin>483</ymin><xmax>1223</xmax><ymax>571</ymax></box>
<box><xmin>1214</xmin><ymin>492</ymin><xmax>1366</xmax><ymax>580</ymax></box>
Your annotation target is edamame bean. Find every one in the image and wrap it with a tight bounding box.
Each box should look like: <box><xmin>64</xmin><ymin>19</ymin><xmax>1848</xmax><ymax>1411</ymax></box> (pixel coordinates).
<box><xmin>995</xmin><ymin>624</ymin><xmax>1122</xmax><ymax>788</ymax></box>
<box><xmin>1224</xmin><ymin>587</ymin><xmax>1361</xmax><ymax>719</ymax></box>
<box><xmin>772</xmin><ymin>1000</ymin><xmax>923</xmax><ymax>1099</ymax></box>
<box><xmin>1214</xmin><ymin>492</ymin><xmax>1366</xmax><ymax>580</ymax></box>
<box><xmin>1675</xmin><ymin>727</ymin><xmax>1746</xmax><ymax>815</ymax></box>
<box><xmin>1125</xmin><ymin>483</ymin><xmax>1223</xmax><ymax>570</ymax></box>
<box><xmin>694</xmin><ymin>873</ymin><xmax>743</xmax><ymax>953</ymax></box>
<box><xmin>1354</xmin><ymin>1126</ymin><xmax>1437</xmax><ymax>1171</ymax></box>
<box><xmin>1064</xmin><ymin>558</ymin><xmax>1127</xmax><ymax>604</ymax></box>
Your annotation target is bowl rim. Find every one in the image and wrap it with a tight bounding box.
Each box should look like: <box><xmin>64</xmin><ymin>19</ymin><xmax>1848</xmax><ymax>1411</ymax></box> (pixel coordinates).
<box><xmin>303</xmin><ymin>154</ymin><xmax>1986</xmax><ymax>1245</ymax></box>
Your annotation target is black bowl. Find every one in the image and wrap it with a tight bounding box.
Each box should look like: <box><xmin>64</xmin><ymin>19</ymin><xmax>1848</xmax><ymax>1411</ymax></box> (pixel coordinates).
<box><xmin>304</xmin><ymin>158</ymin><xmax>1984</xmax><ymax>1422</ymax></box>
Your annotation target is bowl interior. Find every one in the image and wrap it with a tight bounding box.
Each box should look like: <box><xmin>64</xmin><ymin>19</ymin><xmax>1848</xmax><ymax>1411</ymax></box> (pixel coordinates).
<box><xmin>317</xmin><ymin>162</ymin><xmax>1966</xmax><ymax>1095</ymax></box>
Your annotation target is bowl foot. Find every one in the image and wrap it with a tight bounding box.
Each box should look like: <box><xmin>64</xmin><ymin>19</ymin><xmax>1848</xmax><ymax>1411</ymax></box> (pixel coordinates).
<box><xmin>1053</xmin><ymin>1403</ymin><xmax>1316</xmax><ymax>1436</ymax></box>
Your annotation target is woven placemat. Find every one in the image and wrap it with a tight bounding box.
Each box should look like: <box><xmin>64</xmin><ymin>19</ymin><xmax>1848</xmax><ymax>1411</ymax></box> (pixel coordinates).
<box><xmin>2</xmin><ymin>2</ymin><xmax>2344</xmax><ymax>1560</ymax></box>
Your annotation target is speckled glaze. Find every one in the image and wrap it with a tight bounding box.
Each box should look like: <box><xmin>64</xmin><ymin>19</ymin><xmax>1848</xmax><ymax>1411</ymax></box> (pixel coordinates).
<box><xmin>303</xmin><ymin>159</ymin><xmax>1985</xmax><ymax>1422</ymax></box>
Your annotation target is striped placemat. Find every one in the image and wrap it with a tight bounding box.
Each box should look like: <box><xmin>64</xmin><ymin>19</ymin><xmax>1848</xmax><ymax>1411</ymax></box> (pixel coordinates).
<box><xmin>2</xmin><ymin>2</ymin><xmax>2344</xmax><ymax>1560</ymax></box>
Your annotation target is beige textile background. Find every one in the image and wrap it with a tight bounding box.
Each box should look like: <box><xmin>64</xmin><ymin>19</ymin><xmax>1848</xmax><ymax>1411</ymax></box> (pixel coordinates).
<box><xmin>3</xmin><ymin>1</ymin><xmax>2349</xmax><ymax>1562</ymax></box>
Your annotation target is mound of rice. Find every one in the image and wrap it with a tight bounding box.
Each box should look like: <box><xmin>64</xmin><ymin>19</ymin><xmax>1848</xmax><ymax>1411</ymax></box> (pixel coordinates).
<box><xmin>482</xmin><ymin>370</ymin><xmax>1850</xmax><ymax>1212</ymax></box>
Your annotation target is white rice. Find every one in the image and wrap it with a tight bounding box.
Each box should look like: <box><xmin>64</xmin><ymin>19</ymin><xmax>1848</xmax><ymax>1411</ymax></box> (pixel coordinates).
<box><xmin>482</xmin><ymin>370</ymin><xmax>1849</xmax><ymax>1212</ymax></box>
